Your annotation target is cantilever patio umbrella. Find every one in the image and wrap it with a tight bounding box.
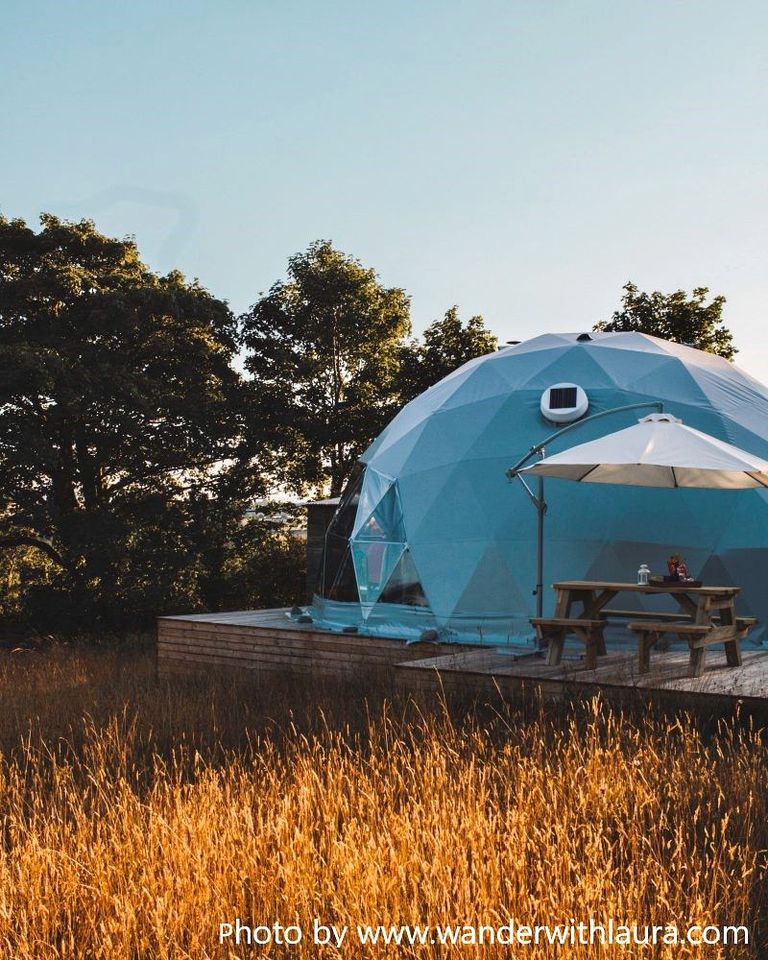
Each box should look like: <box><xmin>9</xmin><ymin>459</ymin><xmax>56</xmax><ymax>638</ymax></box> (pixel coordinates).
<box><xmin>520</xmin><ymin>413</ymin><xmax>768</xmax><ymax>489</ymax></box>
<box><xmin>516</xmin><ymin>413</ymin><xmax>768</xmax><ymax>621</ymax></box>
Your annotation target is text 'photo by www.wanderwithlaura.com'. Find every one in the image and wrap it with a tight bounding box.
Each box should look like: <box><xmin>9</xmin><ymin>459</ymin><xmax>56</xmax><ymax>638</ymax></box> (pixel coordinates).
<box><xmin>219</xmin><ymin>917</ymin><xmax>749</xmax><ymax>949</ymax></box>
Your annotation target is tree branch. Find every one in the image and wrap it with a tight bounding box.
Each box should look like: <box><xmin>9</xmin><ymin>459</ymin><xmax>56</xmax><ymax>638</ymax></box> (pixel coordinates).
<box><xmin>0</xmin><ymin>535</ymin><xmax>71</xmax><ymax>570</ymax></box>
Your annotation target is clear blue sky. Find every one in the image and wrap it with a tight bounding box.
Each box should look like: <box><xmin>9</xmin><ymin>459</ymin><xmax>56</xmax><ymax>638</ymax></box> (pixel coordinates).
<box><xmin>3</xmin><ymin>1</ymin><xmax>767</xmax><ymax>376</ymax></box>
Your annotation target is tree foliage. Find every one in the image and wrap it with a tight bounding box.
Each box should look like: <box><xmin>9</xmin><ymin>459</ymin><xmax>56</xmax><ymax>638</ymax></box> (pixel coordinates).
<box><xmin>594</xmin><ymin>282</ymin><xmax>735</xmax><ymax>359</ymax></box>
<box><xmin>398</xmin><ymin>306</ymin><xmax>498</xmax><ymax>404</ymax></box>
<box><xmin>241</xmin><ymin>240</ymin><xmax>411</xmax><ymax>496</ymax></box>
<box><xmin>0</xmin><ymin>213</ymin><xmax>247</xmax><ymax>625</ymax></box>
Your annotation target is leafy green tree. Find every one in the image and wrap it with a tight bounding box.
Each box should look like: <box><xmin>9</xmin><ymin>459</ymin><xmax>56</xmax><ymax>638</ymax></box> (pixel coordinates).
<box><xmin>594</xmin><ymin>282</ymin><xmax>735</xmax><ymax>359</ymax></box>
<box><xmin>0</xmin><ymin>543</ymin><xmax>57</xmax><ymax>625</ymax></box>
<box><xmin>241</xmin><ymin>240</ymin><xmax>411</xmax><ymax>496</ymax></box>
<box><xmin>398</xmin><ymin>306</ymin><xmax>498</xmax><ymax>403</ymax></box>
<box><xmin>0</xmin><ymin>213</ymin><xmax>248</xmax><ymax>626</ymax></box>
<box><xmin>179</xmin><ymin>491</ymin><xmax>306</xmax><ymax>615</ymax></box>
<box><xmin>213</xmin><ymin>513</ymin><xmax>306</xmax><ymax>612</ymax></box>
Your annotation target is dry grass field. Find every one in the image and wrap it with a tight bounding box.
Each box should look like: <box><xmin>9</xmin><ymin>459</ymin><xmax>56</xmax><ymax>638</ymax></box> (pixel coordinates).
<box><xmin>0</xmin><ymin>643</ymin><xmax>765</xmax><ymax>958</ymax></box>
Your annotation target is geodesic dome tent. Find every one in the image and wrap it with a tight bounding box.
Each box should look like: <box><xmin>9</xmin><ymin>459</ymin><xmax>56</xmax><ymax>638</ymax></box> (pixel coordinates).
<box><xmin>312</xmin><ymin>332</ymin><xmax>768</xmax><ymax>646</ymax></box>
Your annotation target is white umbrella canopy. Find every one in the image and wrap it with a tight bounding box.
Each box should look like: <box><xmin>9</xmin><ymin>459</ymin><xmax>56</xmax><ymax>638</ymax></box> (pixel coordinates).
<box><xmin>520</xmin><ymin>414</ymin><xmax>768</xmax><ymax>489</ymax></box>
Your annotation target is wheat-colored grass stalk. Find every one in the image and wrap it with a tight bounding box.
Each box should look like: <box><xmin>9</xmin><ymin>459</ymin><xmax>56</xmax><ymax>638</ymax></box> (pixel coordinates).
<box><xmin>0</xmin><ymin>647</ymin><xmax>764</xmax><ymax>958</ymax></box>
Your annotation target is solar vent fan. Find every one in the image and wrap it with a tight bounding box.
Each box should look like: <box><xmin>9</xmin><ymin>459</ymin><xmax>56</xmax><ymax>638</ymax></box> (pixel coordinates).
<box><xmin>549</xmin><ymin>386</ymin><xmax>578</xmax><ymax>409</ymax></box>
<box><xmin>540</xmin><ymin>382</ymin><xmax>588</xmax><ymax>423</ymax></box>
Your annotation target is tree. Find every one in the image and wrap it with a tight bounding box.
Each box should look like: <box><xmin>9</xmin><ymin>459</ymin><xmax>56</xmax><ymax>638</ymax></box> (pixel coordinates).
<box><xmin>0</xmin><ymin>213</ymin><xmax>248</xmax><ymax>626</ymax></box>
<box><xmin>398</xmin><ymin>306</ymin><xmax>498</xmax><ymax>403</ymax></box>
<box><xmin>594</xmin><ymin>282</ymin><xmax>735</xmax><ymax>359</ymax></box>
<box><xmin>241</xmin><ymin>240</ymin><xmax>411</xmax><ymax>497</ymax></box>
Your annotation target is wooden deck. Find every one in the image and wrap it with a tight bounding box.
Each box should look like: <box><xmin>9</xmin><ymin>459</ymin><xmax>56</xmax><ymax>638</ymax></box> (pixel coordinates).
<box><xmin>395</xmin><ymin>646</ymin><xmax>768</xmax><ymax>711</ymax></box>
<box><xmin>156</xmin><ymin>608</ymin><xmax>473</xmax><ymax>678</ymax></box>
<box><xmin>157</xmin><ymin>608</ymin><xmax>768</xmax><ymax>710</ymax></box>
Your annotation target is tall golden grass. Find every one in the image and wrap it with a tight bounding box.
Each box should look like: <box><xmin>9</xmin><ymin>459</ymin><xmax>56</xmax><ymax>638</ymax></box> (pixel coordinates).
<box><xmin>0</xmin><ymin>645</ymin><xmax>765</xmax><ymax>958</ymax></box>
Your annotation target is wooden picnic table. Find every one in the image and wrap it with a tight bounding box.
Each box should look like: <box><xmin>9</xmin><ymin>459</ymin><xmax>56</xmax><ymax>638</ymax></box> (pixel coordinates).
<box><xmin>540</xmin><ymin>581</ymin><xmax>750</xmax><ymax>676</ymax></box>
<box><xmin>552</xmin><ymin>580</ymin><xmax>740</xmax><ymax>625</ymax></box>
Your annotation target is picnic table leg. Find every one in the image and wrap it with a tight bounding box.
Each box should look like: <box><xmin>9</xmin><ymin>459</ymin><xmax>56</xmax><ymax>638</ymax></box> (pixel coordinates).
<box><xmin>724</xmin><ymin>637</ymin><xmax>743</xmax><ymax>667</ymax></box>
<box><xmin>581</xmin><ymin>592</ymin><xmax>612</xmax><ymax>656</ymax></box>
<box><xmin>694</xmin><ymin>595</ymin><xmax>712</xmax><ymax>625</ymax></box>
<box><xmin>546</xmin><ymin>627</ymin><xmax>566</xmax><ymax>666</ymax></box>
<box><xmin>596</xmin><ymin>630</ymin><xmax>607</xmax><ymax>656</ymax></box>
<box><xmin>553</xmin><ymin>589</ymin><xmax>571</xmax><ymax>618</ymax></box>
<box><xmin>720</xmin><ymin>602</ymin><xmax>734</xmax><ymax>627</ymax></box>
<box><xmin>638</xmin><ymin>630</ymin><xmax>657</xmax><ymax>674</ymax></box>
<box><xmin>723</xmin><ymin>604</ymin><xmax>742</xmax><ymax>667</ymax></box>
<box><xmin>688</xmin><ymin>597</ymin><xmax>711</xmax><ymax>676</ymax></box>
<box><xmin>716</xmin><ymin>601</ymin><xmax>743</xmax><ymax>667</ymax></box>
<box><xmin>573</xmin><ymin>626</ymin><xmax>598</xmax><ymax>670</ymax></box>
<box><xmin>584</xmin><ymin>636</ymin><xmax>598</xmax><ymax>670</ymax></box>
<box><xmin>686</xmin><ymin>634</ymin><xmax>707</xmax><ymax>678</ymax></box>
<box><xmin>581</xmin><ymin>588</ymin><xmax>616</xmax><ymax>620</ymax></box>
<box><xmin>674</xmin><ymin>593</ymin><xmax>700</xmax><ymax>621</ymax></box>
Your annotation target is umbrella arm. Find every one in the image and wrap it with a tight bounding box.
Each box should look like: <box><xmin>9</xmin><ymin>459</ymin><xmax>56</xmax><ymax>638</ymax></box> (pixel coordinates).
<box><xmin>516</xmin><ymin>474</ymin><xmax>547</xmax><ymax>514</ymax></box>
<box><xmin>505</xmin><ymin>400</ymin><xmax>665</xmax><ymax>478</ymax></box>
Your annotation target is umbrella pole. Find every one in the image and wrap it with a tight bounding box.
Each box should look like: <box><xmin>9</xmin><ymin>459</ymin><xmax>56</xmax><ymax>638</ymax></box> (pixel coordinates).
<box><xmin>507</xmin><ymin>399</ymin><xmax>664</xmax><ymax>619</ymax></box>
<box><xmin>536</xmin><ymin>475</ymin><xmax>545</xmax><ymax>618</ymax></box>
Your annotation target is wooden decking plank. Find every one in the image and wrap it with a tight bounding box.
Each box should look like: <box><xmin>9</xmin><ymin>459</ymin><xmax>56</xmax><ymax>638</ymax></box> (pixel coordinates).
<box><xmin>157</xmin><ymin>631</ymin><xmax>446</xmax><ymax>662</ymax></box>
<box><xmin>398</xmin><ymin>650</ymin><xmax>569</xmax><ymax>680</ymax></box>
<box><xmin>158</xmin><ymin>641</ymin><xmax>421</xmax><ymax>668</ymax></box>
<box><xmin>160</xmin><ymin>610</ymin><xmax>314</xmax><ymax>628</ymax></box>
<box><xmin>158</xmin><ymin>626</ymin><xmax>381</xmax><ymax>650</ymax></box>
<box><xmin>159</xmin><ymin>620</ymin><xmax>385</xmax><ymax>646</ymax></box>
<box><xmin>160</xmin><ymin>607</ymin><xmax>287</xmax><ymax>620</ymax></box>
<box><xmin>157</xmin><ymin>631</ymin><xmax>447</xmax><ymax>664</ymax></box>
<box><xmin>160</xmin><ymin>608</ymin><xmax>392</xmax><ymax>633</ymax></box>
<box><xmin>160</xmin><ymin>615</ymin><xmax>315</xmax><ymax>633</ymax></box>
<box><xmin>396</xmin><ymin>645</ymin><xmax>768</xmax><ymax>701</ymax></box>
<box><xmin>157</xmin><ymin>619</ymin><xmax>440</xmax><ymax>653</ymax></box>
<box><xmin>656</xmin><ymin>651</ymin><xmax>768</xmax><ymax>697</ymax></box>
<box><xmin>158</xmin><ymin>648</ymin><xmax>377</xmax><ymax>673</ymax></box>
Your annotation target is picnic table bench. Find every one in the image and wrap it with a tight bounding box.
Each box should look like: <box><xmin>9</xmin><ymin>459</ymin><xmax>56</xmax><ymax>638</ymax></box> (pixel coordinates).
<box><xmin>628</xmin><ymin>616</ymin><xmax>757</xmax><ymax>676</ymax></box>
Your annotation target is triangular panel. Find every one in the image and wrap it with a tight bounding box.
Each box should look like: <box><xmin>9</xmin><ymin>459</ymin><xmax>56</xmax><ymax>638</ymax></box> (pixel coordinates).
<box><xmin>326</xmin><ymin>466</ymin><xmax>364</xmax><ymax>539</ymax></box>
<box><xmin>326</xmin><ymin>541</ymin><xmax>359</xmax><ymax>603</ymax></box>
<box><xmin>351</xmin><ymin>542</ymin><xmax>405</xmax><ymax>607</ymax></box>
<box><xmin>352</xmin><ymin>483</ymin><xmax>406</xmax><ymax>542</ymax></box>
<box><xmin>352</xmin><ymin>469</ymin><xmax>394</xmax><ymax>537</ymax></box>
<box><xmin>452</xmin><ymin>545</ymin><xmax>527</xmax><ymax>616</ymax></box>
<box><xmin>410</xmin><ymin>539</ymin><xmax>490</xmax><ymax>621</ymax></box>
<box><xmin>376</xmin><ymin>549</ymin><xmax>429</xmax><ymax>607</ymax></box>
